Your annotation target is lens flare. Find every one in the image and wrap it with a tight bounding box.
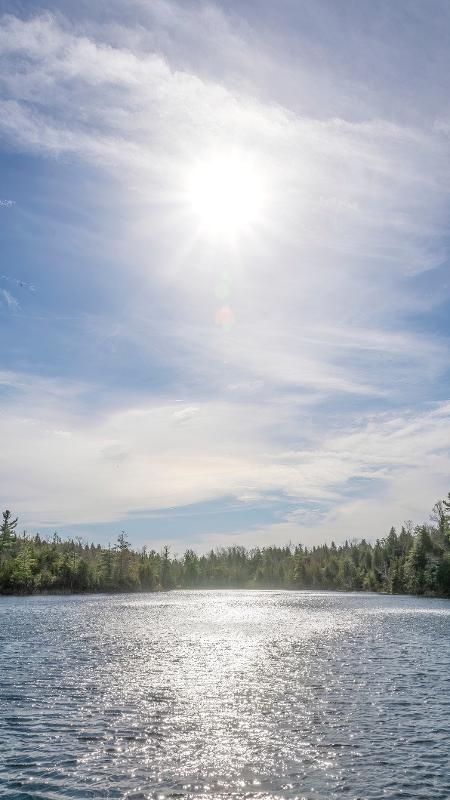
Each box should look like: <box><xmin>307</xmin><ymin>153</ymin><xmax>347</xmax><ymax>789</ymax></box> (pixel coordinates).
<box><xmin>215</xmin><ymin>305</ymin><xmax>235</xmax><ymax>327</ymax></box>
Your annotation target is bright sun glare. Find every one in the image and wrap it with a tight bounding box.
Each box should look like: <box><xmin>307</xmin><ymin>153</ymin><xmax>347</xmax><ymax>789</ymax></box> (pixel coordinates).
<box><xmin>186</xmin><ymin>153</ymin><xmax>265</xmax><ymax>236</ymax></box>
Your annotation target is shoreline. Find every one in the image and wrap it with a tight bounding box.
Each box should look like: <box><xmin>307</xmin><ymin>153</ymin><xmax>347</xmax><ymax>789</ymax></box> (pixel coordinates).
<box><xmin>1</xmin><ymin>587</ymin><xmax>449</xmax><ymax>599</ymax></box>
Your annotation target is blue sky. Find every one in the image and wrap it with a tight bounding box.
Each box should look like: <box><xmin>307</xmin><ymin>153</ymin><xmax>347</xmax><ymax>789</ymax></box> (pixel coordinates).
<box><xmin>0</xmin><ymin>0</ymin><xmax>449</xmax><ymax>552</ymax></box>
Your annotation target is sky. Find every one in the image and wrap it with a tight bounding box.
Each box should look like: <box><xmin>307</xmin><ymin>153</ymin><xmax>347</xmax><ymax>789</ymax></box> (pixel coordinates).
<box><xmin>0</xmin><ymin>0</ymin><xmax>449</xmax><ymax>553</ymax></box>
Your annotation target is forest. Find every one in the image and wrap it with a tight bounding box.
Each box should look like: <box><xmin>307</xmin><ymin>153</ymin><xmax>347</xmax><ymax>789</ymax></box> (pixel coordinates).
<box><xmin>0</xmin><ymin>495</ymin><xmax>450</xmax><ymax>596</ymax></box>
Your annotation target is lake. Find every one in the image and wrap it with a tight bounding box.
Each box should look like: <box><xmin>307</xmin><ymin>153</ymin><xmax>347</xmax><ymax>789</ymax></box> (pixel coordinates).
<box><xmin>0</xmin><ymin>591</ymin><xmax>449</xmax><ymax>799</ymax></box>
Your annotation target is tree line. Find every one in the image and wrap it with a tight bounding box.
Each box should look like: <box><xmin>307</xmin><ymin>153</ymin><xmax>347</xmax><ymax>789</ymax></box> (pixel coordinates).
<box><xmin>0</xmin><ymin>495</ymin><xmax>450</xmax><ymax>596</ymax></box>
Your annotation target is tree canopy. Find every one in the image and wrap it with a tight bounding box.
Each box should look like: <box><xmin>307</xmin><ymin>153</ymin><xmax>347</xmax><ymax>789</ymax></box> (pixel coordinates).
<box><xmin>1</xmin><ymin>495</ymin><xmax>449</xmax><ymax>596</ymax></box>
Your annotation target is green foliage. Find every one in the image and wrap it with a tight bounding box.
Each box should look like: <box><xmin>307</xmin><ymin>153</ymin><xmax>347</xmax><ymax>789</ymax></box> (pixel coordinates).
<box><xmin>0</xmin><ymin>509</ymin><xmax>18</xmax><ymax>557</ymax></box>
<box><xmin>1</xmin><ymin>494</ymin><xmax>450</xmax><ymax>596</ymax></box>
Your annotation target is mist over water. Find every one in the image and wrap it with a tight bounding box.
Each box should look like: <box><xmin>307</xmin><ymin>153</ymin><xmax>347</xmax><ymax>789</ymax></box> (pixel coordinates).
<box><xmin>1</xmin><ymin>591</ymin><xmax>449</xmax><ymax>800</ymax></box>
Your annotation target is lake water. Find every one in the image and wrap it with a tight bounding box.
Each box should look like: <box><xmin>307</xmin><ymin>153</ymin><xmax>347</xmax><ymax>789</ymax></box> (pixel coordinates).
<box><xmin>0</xmin><ymin>591</ymin><xmax>449</xmax><ymax>800</ymax></box>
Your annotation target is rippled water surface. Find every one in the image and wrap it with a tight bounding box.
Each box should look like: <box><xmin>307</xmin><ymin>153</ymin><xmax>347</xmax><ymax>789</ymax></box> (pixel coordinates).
<box><xmin>1</xmin><ymin>591</ymin><xmax>450</xmax><ymax>800</ymax></box>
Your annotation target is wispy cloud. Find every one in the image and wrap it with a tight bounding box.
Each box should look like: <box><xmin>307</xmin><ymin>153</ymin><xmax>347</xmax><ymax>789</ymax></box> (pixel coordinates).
<box><xmin>1</xmin><ymin>274</ymin><xmax>36</xmax><ymax>292</ymax></box>
<box><xmin>0</xmin><ymin>5</ymin><xmax>449</xmax><ymax>542</ymax></box>
<box><xmin>0</xmin><ymin>289</ymin><xmax>18</xmax><ymax>309</ymax></box>
<box><xmin>0</xmin><ymin>373</ymin><xmax>448</xmax><ymax>536</ymax></box>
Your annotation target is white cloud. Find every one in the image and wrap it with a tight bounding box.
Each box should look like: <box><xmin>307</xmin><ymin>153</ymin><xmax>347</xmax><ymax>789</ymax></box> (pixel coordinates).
<box><xmin>0</xmin><ymin>372</ymin><xmax>448</xmax><ymax>538</ymax></box>
<box><xmin>0</xmin><ymin>8</ymin><xmax>449</xmax><ymax>542</ymax></box>
<box><xmin>172</xmin><ymin>406</ymin><xmax>199</xmax><ymax>423</ymax></box>
<box><xmin>0</xmin><ymin>289</ymin><xmax>18</xmax><ymax>308</ymax></box>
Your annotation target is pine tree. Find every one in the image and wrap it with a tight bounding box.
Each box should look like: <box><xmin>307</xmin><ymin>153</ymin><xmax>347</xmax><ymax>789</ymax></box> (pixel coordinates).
<box><xmin>115</xmin><ymin>531</ymin><xmax>131</xmax><ymax>587</ymax></box>
<box><xmin>161</xmin><ymin>544</ymin><xmax>173</xmax><ymax>590</ymax></box>
<box><xmin>0</xmin><ymin>509</ymin><xmax>18</xmax><ymax>563</ymax></box>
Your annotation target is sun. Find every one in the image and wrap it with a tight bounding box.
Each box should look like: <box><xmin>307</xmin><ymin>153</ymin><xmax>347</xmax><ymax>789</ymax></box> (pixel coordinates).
<box><xmin>186</xmin><ymin>152</ymin><xmax>265</xmax><ymax>236</ymax></box>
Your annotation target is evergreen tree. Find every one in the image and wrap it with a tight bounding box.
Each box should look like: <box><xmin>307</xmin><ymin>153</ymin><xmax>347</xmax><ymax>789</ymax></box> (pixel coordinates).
<box><xmin>1</xmin><ymin>496</ymin><xmax>450</xmax><ymax>596</ymax></box>
<box><xmin>161</xmin><ymin>545</ymin><xmax>173</xmax><ymax>590</ymax></box>
<box><xmin>404</xmin><ymin>528</ymin><xmax>429</xmax><ymax>594</ymax></box>
<box><xmin>0</xmin><ymin>510</ymin><xmax>18</xmax><ymax>557</ymax></box>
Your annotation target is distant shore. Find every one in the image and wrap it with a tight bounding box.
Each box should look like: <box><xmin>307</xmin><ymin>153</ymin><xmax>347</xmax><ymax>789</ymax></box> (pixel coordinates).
<box><xmin>1</xmin><ymin>497</ymin><xmax>449</xmax><ymax>597</ymax></box>
<box><xmin>1</xmin><ymin>586</ymin><xmax>449</xmax><ymax>600</ymax></box>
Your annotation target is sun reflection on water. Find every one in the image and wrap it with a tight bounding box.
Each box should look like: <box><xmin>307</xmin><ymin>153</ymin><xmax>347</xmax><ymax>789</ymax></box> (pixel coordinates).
<box><xmin>1</xmin><ymin>591</ymin><xmax>450</xmax><ymax>799</ymax></box>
